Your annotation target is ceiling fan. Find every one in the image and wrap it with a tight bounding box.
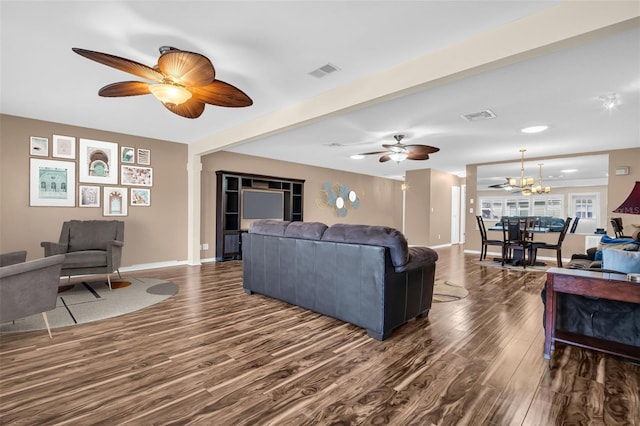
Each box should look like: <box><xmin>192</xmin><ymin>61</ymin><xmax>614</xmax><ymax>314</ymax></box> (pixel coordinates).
<box><xmin>357</xmin><ymin>134</ymin><xmax>440</xmax><ymax>163</ymax></box>
<box><xmin>72</xmin><ymin>46</ymin><xmax>253</xmax><ymax>119</ymax></box>
<box><xmin>488</xmin><ymin>178</ymin><xmax>513</xmax><ymax>189</ymax></box>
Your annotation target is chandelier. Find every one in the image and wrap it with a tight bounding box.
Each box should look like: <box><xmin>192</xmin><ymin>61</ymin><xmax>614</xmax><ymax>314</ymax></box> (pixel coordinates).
<box><xmin>508</xmin><ymin>149</ymin><xmax>534</xmax><ymax>191</ymax></box>
<box><xmin>528</xmin><ymin>163</ymin><xmax>551</xmax><ymax>195</ymax></box>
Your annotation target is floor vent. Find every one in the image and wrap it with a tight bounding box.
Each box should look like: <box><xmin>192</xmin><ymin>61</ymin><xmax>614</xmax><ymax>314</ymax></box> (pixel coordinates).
<box><xmin>309</xmin><ymin>63</ymin><xmax>340</xmax><ymax>78</ymax></box>
<box><xmin>461</xmin><ymin>109</ymin><xmax>497</xmax><ymax>122</ymax></box>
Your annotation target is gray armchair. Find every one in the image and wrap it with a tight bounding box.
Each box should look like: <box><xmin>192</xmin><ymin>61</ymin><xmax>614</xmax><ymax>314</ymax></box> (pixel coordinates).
<box><xmin>0</xmin><ymin>254</ymin><xmax>65</xmax><ymax>338</ymax></box>
<box><xmin>41</xmin><ymin>220</ymin><xmax>124</xmax><ymax>290</ymax></box>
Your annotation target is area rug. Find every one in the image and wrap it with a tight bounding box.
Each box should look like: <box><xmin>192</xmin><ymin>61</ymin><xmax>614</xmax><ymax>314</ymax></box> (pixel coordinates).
<box><xmin>0</xmin><ymin>277</ymin><xmax>178</xmax><ymax>333</ymax></box>
<box><xmin>474</xmin><ymin>259</ymin><xmax>549</xmax><ymax>272</ymax></box>
<box><xmin>433</xmin><ymin>280</ymin><xmax>469</xmax><ymax>302</ymax></box>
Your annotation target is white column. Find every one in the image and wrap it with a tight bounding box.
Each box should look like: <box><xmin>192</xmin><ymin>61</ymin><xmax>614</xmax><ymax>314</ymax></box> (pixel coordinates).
<box><xmin>187</xmin><ymin>150</ymin><xmax>202</xmax><ymax>265</ymax></box>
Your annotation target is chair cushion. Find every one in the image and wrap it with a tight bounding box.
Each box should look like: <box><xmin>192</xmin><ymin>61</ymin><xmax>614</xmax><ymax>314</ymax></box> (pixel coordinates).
<box><xmin>63</xmin><ymin>250</ymin><xmax>107</xmax><ymax>269</ymax></box>
<box><xmin>67</xmin><ymin>220</ymin><xmax>119</xmax><ymax>252</ymax></box>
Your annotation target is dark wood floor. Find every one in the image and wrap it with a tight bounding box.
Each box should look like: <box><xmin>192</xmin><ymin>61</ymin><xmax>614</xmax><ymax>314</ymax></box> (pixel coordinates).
<box><xmin>1</xmin><ymin>246</ymin><xmax>638</xmax><ymax>425</ymax></box>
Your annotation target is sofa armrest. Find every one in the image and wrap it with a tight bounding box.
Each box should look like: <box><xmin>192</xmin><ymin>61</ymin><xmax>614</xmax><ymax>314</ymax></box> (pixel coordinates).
<box><xmin>41</xmin><ymin>241</ymin><xmax>67</xmax><ymax>256</ymax></box>
<box><xmin>395</xmin><ymin>246</ymin><xmax>438</xmax><ymax>273</ymax></box>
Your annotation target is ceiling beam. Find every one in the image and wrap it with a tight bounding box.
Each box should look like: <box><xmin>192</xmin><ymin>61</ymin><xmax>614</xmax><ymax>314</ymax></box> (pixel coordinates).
<box><xmin>189</xmin><ymin>1</ymin><xmax>640</xmax><ymax>158</ymax></box>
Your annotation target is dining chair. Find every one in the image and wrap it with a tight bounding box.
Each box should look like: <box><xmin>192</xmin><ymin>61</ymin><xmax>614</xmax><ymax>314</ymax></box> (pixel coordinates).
<box><xmin>475</xmin><ymin>216</ymin><xmax>505</xmax><ymax>261</ymax></box>
<box><xmin>535</xmin><ymin>217</ymin><xmax>572</xmax><ymax>267</ymax></box>
<box><xmin>502</xmin><ymin>217</ymin><xmax>534</xmax><ymax>268</ymax></box>
<box><xmin>610</xmin><ymin>217</ymin><xmax>631</xmax><ymax>238</ymax></box>
<box><xmin>570</xmin><ymin>216</ymin><xmax>579</xmax><ymax>233</ymax></box>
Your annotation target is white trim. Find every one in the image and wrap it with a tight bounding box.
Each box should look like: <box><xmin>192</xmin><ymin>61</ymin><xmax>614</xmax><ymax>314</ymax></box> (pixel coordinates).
<box><xmin>120</xmin><ymin>260</ymin><xmax>192</xmax><ymax>272</ymax></box>
<box><xmin>428</xmin><ymin>243</ymin><xmax>452</xmax><ymax>249</ymax></box>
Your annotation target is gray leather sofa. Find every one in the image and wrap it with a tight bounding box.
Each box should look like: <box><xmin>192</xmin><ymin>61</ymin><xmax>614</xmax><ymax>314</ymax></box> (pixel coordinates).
<box><xmin>242</xmin><ymin>220</ymin><xmax>438</xmax><ymax>340</ymax></box>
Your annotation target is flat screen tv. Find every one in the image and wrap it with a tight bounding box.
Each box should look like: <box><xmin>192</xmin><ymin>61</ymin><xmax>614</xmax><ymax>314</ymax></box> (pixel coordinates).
<box><xmin>241</xmin><ymin>189</ymin><xmax>284</xmax><ymax>230</ymax></box>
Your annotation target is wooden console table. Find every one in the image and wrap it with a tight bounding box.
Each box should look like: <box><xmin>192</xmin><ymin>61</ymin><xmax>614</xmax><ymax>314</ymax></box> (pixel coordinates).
<box><xmin>544</xmin><ymin>267</ymin><xmax>640</xmax><ymax>361</ymax></box>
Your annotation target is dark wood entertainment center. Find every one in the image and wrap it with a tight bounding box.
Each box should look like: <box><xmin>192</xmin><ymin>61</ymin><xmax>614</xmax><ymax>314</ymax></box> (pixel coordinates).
<box><xmin>215</xmin><ymin>171</ymin><xmax>304</xmax><ymax>261</ymax></box>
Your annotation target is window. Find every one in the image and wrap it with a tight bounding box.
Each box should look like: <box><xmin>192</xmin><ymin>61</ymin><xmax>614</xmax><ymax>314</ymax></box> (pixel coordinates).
<box><xmin>569</xmin><ymin>193</ymin><xmax>601</xmax><ymax>231</ymax></box>
<box><xmin>479</xmin><ymin>195</ymin><xmax>564</xmax><ymax>220</ymax></box>
<box><xmin>480</xmin><ymin>199</ymin><xmax>503</xmax><ymax>219</ymax></box>
<box><xmin>574</xmin><ymin>197</ymin><xmax>593</xmax><ymax>219</ymax></box>
<box><xmin>505</xmin><ymin>198</ymin><xmax>531</xmax><ymax>216</ymax></box>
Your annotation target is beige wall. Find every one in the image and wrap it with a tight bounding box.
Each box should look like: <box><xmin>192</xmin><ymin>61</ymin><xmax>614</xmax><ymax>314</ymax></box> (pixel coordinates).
<box><xmin>5</xmin><ymin>113</ymin><xmax>634</xmax><ymax>268</ymax></box>
<box><xmin>200</xmin><ymin>151</ymin><xmax>404</xmax><ymax>259</ymax></box>
<box><xmin>465</xmin><ymin>148</ymin><xmax>640</xmax><ymax>261</ymax></box>
<box><xmin>0</xmin><ymin>114</ymin><xmax>188</xmax><ymax>267</ymax></box>
<box><xmin>608</xmin><ymin>149</ymin><xmax>640</xmax><ymax>226</ymax></box>
<box><xmin>404</xmin><ymin>169</ymin><xmax>431</xmax><ymax>246</ymax></box>
<box><xmin>404</xmin><ymin>168</ymin><xmax>462</xmax><ymax>246</ymax></box>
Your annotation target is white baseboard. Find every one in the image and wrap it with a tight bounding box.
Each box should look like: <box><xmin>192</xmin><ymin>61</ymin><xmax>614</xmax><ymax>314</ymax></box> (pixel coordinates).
<box><xmin>120</xmin><ymin>260</ymin><xmax>191</xmax><ymax>272</ymax></box>
<box><xmin>119</xmin><ymin>257</ymin><xmax>221</xmax><ymax>272</ymax></box>
<box><xmin>430</xmin><ymin>243</ymin><xmax>453</xmax><ymax>249</ymax></box>
<box><xmin>409</xmin><ymin>243</ymin><xmax>452</xmax><ymax>249</ymax></box>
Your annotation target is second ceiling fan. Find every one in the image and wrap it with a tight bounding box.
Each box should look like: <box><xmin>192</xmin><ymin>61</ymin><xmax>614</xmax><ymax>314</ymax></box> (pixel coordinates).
<box><xmin>357</xmin><ymin>134</ymin><xmax>439</xmax><ymax>163</ymax></box>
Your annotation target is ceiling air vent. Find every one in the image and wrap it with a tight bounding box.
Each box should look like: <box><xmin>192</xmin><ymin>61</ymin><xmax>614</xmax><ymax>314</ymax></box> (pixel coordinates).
<box><xmin>309</xmin><ymin>63</ymin><xmax>340</xmax><ymax>78</ymax></box>
<box><xmin>461</xmin><ymin>109</ymin><xmax>497</xmax><ymax>122</ymax></box>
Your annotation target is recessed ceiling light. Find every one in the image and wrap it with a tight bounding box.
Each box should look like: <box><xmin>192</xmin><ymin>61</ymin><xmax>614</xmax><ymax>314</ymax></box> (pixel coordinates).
<box><xmin>599</xmin><ymin>93</ymin><xmax>618</xmax><ymax>110</ymax></box>
<box><xmin>350</xmin><ymin>154</ymin><xmax>365</xmax><ymax>160</ymax></box>
<box><xmin>521</xmin><ymin>125</ymin><xmax>549</xmax><ymax>134</ymax></box>
<box><xmin>561</xmin><ymin>169</ymin><xmax>578</xmax><ymax>173</ymax></box>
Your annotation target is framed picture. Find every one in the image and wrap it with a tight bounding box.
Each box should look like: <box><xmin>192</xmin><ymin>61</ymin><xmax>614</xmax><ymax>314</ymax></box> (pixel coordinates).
<box><xmin>103</xmin><ymin>187</ymin><xmax>128</xmax><ymax>216</ymax></box>
<box><xmin>130</xmin><ymin>188</ymin><xmax>151</xmax><ymax>206</ymax></box>
<box><xmin>79</xmin><ymin>138</ymin><xmax>118</xmax><ymax>184</ymax></box>
<box><xmin>121</xmin><ymin>165</ymin><xmax>153</xmax><ymax>186</ymax></box>
<box><xmin>29</xmin><ymin>158</ymin><xmax>76</xmax><ymax>206</ymax></box>
<box><xmin>79</xmin><ymin>185</ymin><xmax>100</xmax><ymax>207</ymax></box>
<box><xmin>30</xmin><ymin>136</ymin><xmax>49</xmax><ymax>156</ymax></box>
<box><xmin>52</xmin><ymin>135</ymin><xmax>76</xmax><ymax>159</ymax></box>
<box><xmin>121</xmin><ymin>146</ymin><xmax>135</xmax><ymax>163</ymax></box>
<box><xmin>137</xmin><ymin>148</ymin><xmax>150</xmax><ymax>165</ymax></box>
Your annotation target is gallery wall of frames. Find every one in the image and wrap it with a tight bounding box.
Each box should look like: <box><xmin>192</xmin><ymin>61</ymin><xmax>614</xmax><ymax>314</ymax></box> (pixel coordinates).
<box><xmin>29</xmin><ymin>134</ymin><xmax>152</xmax><ymax>216</ymax></box>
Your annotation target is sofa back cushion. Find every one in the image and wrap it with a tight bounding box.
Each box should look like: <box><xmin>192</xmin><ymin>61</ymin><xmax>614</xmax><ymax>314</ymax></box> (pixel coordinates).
<box><xmin>321</xmin><ymin>224</ymin><xmax>409</xmax><ymax>269</ymax></box>
<box><xmin>248</xmin><ymin>220</ymin><xmax>291</xmax><ymax>237</ymax></box>
<box><xmin>66</xmin><ymin>220</ymin><xmax>120</xmax><ymax>252</ymax></box>
<box><xmin>283</xmin><ymin>222</ymin><xmax>328</xmax><ymax>240</ymax></box>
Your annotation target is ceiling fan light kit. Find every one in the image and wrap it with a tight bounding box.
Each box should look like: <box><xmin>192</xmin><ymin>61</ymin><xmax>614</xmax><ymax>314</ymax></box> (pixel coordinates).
<box><xmin>72</xmin><ymin>46</ymin><xmax>252</xmax><ymax>118</ymax></box>
<box><xmin>148</xmin><ymin>83</ymin><xmax>192</xmax><ymax>105</ymax></box>
<box><xmin>389</xmin><ymin>152</ymin><xmax>408</xmax><ymax>162</ymax></box>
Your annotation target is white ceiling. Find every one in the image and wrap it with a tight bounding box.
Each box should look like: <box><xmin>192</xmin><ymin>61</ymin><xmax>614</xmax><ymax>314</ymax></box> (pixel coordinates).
<box><xmin>2</xmin><ymin>1</ymin><xmax>639</xmax><ymax>182</ymax></box>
